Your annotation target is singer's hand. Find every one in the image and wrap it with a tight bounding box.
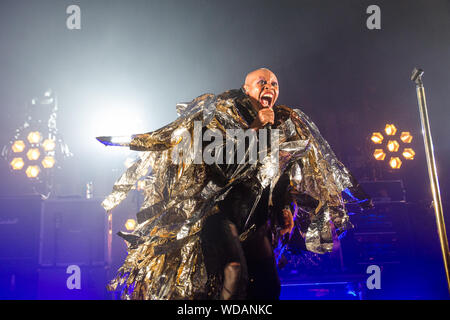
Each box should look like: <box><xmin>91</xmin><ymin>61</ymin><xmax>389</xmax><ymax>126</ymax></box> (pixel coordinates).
<box><xmin>250</xmin><ymin>107</ymin><xmax>274</xmax><ymax>129</ymax></box>
<box><xmin>280</xmin><ymin>208</ymin><xmax>294</xmax><ymax>236</ymax></box>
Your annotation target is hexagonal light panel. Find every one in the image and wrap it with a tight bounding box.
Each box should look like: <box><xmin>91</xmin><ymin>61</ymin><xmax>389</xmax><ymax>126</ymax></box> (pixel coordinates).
<box><xmin>11</xmin><ymin>140</ymin><xmax>26</xmax><ymax>153</ymax></box>
<box><xmin>371</xmin><ymin>132</ymin><xmax>384</xmax><ymax>144</ymax></box>
<box><xmin>27</xmin><ymin>131</ymin><xmax>42</xmax><ymax>144</ymax></box>
<box><xmin>25</xmin><ymin>165</ymin><xmax>40</xmax><ymax>178</ymax></box>
<box><xmin>10</xmin><ymin>157</ymin><xmax>25</xmax><ymax>170</ymax></box>
<box><xmin>385</xmin><ymin>124</ymin><xmax>397</xmax><ymax>136</ymax></box>
<box><xmin>27</xmin><ymin>148</ymin><xmax>40</xmax><ymax>161</ymax></box>
<box><xmin>370</xmin><ymin>124</ymin><xmax>414</xmax><ymax>169</ymax></box>
<box><xmin>402</xmin><ymin>148</ymin><xmax>415</xmax><ymax>160</ymax></box>
<box><xmin>400</xmin><ymin>132</ymin><xmax>413</xmax><ymax>143</ymax></box>
<box><xmin>387</xmin><ymin>140</ymin><xmax>400</xmax><ymax>152</ymax></box>
<box><xmin>42</xmin><ymin>156</ymin><xmax>55</xmax><ymax>168</ymax></box>
<box><xmin>373</xmin><ymin>149</ymin><xmax>386</xmax><ymax>161</ymax></box>
<box><xmin>389</xmin><ymin>157</ymin><xmax>402</xmax><ymax>169</ymax></box>
<box><xmin>42</xmin><ymin>139</ymin><xmax>56</xmax><ymax>151</ymax></box>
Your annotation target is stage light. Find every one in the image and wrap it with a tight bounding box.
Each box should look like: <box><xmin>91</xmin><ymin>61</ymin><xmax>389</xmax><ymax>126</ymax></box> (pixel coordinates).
<box><xmin>42</xmin><ymin>139</ymin><xmax>56</xmax><ymax>151</ymax></box>
<box><xmin>27</xmin><ymin>131</ymin><xmax>42</xmax><ymax>144</ymax></box>
<box><xmin>370</xmin><ymin>132</ymin><xmax>384</xmax><ymax>144</ymax></box>
<box><xmin>373</xmin><ymin>149</ymin><xmax>386</xmax><ymax>161</ymax></box>
<box><xmin>125</xmin><ymin>219</ymin><xmax>137</xmax><ymax>231</ymax></box>
<box><xmin>387</xmin><ymin>140</ymin><xmax>400</xmax><ymax>152</ymax></box>
<box><xmin>389</xmin><ymin>157</ymin><xmax>402</xmax><ymax>169</ymax></box>
<box><xmin>370</xmin><ymin>124</ymin><xmax>414</xmax><ymax>169</ymax></box>
<box><xmin>402</xmin><ymin>148</ymin><xmax>415</xmax><ymax>160</ymax></box>
<box><xmin>2</xmin><ymin>89</ymin><xmax>73</xmax><ymax>194</ymax></box>
<box><xmin>42</xmin><ymin>156</ymin><xmax>55</xmax><ymax>168</ymax></box>
<box><xmin>11</xmin><ymin>140</ymin><xmax>26</xmax><ymax>153</ymax></box>
<box><xmin>400</xmin><ymin>132</ymin><xmax>413</xmax><ymax>143</ymax></box>
<box><xmin>25</xmin><ymin>165</ymin><xmax>40</xmax><ymax>178</ymax></box>
<box><xmin>10</xmin><ymin>157</ymin><xmax>24</xmax><ymax>170</ymax></box>
<box><xmin>385</xmin><ymin>124</ymin><xmax>397</xmax><ymax>136</ymax></box>
<box><xmin>27</xmin><ymin>148</ymin><xmax>40</xmax><ymax>161</ymax></box>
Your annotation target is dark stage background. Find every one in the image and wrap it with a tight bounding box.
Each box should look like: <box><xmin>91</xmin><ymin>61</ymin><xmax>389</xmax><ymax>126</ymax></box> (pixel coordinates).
<box><xmin>0</xmin><ymin>0</ymin><xmax>449</xmax><ymax>300</ymax></box>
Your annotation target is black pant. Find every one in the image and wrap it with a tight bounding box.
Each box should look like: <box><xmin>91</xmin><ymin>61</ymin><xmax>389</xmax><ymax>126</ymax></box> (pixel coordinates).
<box><xmin>200</xmin><ymin>213</ymin><xmax>280</xmax><ymax>300</ymax></box>
<box><xmin>243</xmin><ymin>224</ymin><xmax>281</xmax><ymax>300</ymax></box>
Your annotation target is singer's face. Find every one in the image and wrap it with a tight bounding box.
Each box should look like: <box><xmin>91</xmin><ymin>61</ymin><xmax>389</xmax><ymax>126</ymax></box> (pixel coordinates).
<box><xmin>243</xmin><ymin>68</ymin><xmax>279</xmax><ymax>110</ymax></box>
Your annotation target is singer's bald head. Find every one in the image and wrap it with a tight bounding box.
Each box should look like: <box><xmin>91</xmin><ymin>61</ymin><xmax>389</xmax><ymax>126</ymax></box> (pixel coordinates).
<box><xmin>243</xmin><ymin>68</ymin><xmax>279</xmax><ymax>110</ymax></box>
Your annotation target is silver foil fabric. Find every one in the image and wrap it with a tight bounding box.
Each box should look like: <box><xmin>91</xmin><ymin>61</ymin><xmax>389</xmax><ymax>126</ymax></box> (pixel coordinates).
<box><xmin>102</xmin><ymin>90</ymin><xmax>355</xmax><ymax>299</ymax></box>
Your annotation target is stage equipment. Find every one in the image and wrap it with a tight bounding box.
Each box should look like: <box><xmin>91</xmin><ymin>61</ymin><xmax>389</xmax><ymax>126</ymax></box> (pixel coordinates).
<box><xmin>358</xmin><ymin>180</ymin><xmax>406</xmax><ymax>203</ymax></box>
<box><xmin>280</xmin><ymin>274</ymin><xmax>366</xmax><ymax>300</ymax></box>
<box><xmin>0</xmin><ymin>196</ymin><xmax>114</xmax><ymax>299</ymax></box>
<box><xmin>370</xmin><ymin>124</ymin><xmax>415</xmax><ymax>169</ymax></box>
<box><xmin>341</xmin><ymin>200</ymin><xmax>421</xmax><ymax>299</ymax></box>
<box><xmin>1</xmin><ymin>90</ymin><xmax>72</xmax><ymax>196</ymax></box>
<box><xmin>0</xmin><ymin>195</ymin><xmax>43</xmax><ymax>299</ymax></box>
<box><xmin>39</xmin><ymin>198</ymin><xmax>110</xmax><ymax>267</ymax></box>
<box><xmin>38</xmin><ymin>197</ymin><xmax>112</xmax><ymax>299</ymax></box>
<box><xmin>411</xmin><ymin>68</ymin><xmax>450</xmax><ymax>294</ymax></box>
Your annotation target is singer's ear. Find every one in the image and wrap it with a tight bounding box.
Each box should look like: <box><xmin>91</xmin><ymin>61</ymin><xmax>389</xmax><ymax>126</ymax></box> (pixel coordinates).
<box><xmin>242</xmin><ymin>84</ymin><xmax>249</xmax><ymax>95</ymax></box>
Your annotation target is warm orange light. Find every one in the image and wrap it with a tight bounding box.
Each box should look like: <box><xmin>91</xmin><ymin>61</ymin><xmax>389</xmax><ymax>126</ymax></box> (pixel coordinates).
<box><xmin>11</xmin><ymin>140</ymin><xmax>26</xmax><ymax>153</ymax></box>
<box><xmin>125</xmin><ymin>219</ymin><xmax>137</xmax><ymax>231</ymax></box>
<box><xmin>371</xmin><ymin>132</ymin><xmax>384</xmax><ymax>144</ymax></box>
<box><xmin>42</xmin><ymin>139</ymin><xmax>56</xmax><ymax>151</ymax></box>
<box><xmin>27</xmin><ymin>131</ymin><xmax>42</xmax><ymax>144</ymax></box>
<box><xmin>373</xmin><ymin>149</ymin><xmax>386</xmax><ymax>161</ymax></box>
<box><xmin>385</xmin><ymin>124</ymin><xmax>397</xmax><ymax>136</ymax></box>
<box><xmin>10</xmin><ymin>157</ymin><xmax>24</xmax><ymax>170</ymax></box>
<box><xmin>25</xmin><ymin>165</ymin><xmax>40</xmax><ymax>178</ymax></box>
<box><xmin>27</xmin><ymin>148</ymin><xmax>40</xmax><ymax>161</ymax></box>
<box><xmin>400</xmin><ymin>132</ymin><xmax>413</xmax><ymax>143</ymax></box>
<box><xmin>42</xmin><ymin>156</ymin><xmax>55</xmax><ymax>168</ymax></box>
<box><xmin>402</xmin><ymin>148</ymin><xmax>415</xmax><ymax>160</ymax></box>
<box><xmin>387</xmin><ymin>140</ymin><xmax>400</xmax><ymax>152</ymax></box>
<box><xmin>389</xmin><ymin>157</ymin><xmax>402</xmax><ymax>169</ymax></box>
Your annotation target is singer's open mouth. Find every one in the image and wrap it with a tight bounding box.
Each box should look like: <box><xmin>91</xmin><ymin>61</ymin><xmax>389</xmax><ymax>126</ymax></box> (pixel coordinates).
<box><xmin>259</xmin><ymin>91</ymin><xmax>274</xmax><ymax>107</ymax></box>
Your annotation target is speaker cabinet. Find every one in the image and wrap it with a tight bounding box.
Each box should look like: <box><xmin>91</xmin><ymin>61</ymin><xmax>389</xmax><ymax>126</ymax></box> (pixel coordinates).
<box><xmin>39</xmin><ymin>198</ymin><xmax>109</xmax><ymax>266</ymax></box>
<box><xmin>0</xmin><ymin>195</ymin><xmax>42</xmax><ymax>264</ymax></box>
<box><xmin>0</xmin><ymin>195</ymin><xmax>42</xmax><ymax>299</ymax></box>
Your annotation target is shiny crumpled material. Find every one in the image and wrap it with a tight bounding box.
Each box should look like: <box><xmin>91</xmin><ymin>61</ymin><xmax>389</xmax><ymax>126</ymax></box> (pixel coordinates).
<box><xmin>102</xmin><ymin>89</ymin><xmax>356</xmax><ymax>299</ymax></box>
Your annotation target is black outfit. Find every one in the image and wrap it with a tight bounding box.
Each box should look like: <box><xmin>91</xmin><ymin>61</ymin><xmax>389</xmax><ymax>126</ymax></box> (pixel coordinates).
<box><xmin>200</xmin><ymin>90</ymin><xmax>283</xmax><ymax>300</ymax></box>
<box><xmin>200</xmin><ymin>182</ymin><xmax>281</xmax><ymax>300</ymax></box>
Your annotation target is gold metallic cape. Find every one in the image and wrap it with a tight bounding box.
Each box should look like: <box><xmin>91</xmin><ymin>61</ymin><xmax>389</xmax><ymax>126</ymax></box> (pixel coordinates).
<box><xmin>102</xmin><ymin>90</ymin><xmax>354</xmax><ymax>299</ymax></box>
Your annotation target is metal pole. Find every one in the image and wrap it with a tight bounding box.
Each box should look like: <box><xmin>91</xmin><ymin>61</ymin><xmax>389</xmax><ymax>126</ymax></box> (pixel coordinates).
<box><xmin>411</xmin><ymin>68</ymin><xmax>450</xmax><ymax>295</ymax></box>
